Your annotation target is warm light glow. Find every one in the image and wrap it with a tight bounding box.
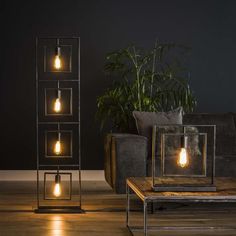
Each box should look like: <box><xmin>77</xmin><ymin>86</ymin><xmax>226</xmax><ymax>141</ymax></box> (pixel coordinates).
<box><xmin>53</xmin><ymin>183</ymin><xmax>61</xmax><ymax>197</ymax></box>
<box><xmin>177</xmin><ymin>148</ymin><xmax>189</xmax><ymax>168</ymax></box>
<box><xmin>54</xmin><ymin>98</ymin><xmax>61</xmax><ymax>113</ymax></box>
<box><xmin>54</xmin><ymin>55</ymin><xmax>61</xmax><ymax>69</ymax></box>
<box><xmin>51</xmin><ymin>215</ymin><xmax>63</xmax><ymax>236</ymax></box>
<box><xmin>54</xmin><ymin>140</ymin><xmax>62</xmax><ymax>155</ymax></box>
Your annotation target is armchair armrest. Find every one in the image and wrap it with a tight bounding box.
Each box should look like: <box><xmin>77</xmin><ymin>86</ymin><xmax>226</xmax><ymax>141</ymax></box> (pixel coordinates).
<box><xmin>104</xmin><ymin>133</ymin><xmax>147</xmax><ymax>193</ymax></box>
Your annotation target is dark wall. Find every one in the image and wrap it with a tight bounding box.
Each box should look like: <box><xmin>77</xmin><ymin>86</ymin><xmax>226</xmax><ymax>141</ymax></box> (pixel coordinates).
<box><xmin>0</xmin><ymin>0</ymin><xmax>236</xmax><ymax>170</ymax></box>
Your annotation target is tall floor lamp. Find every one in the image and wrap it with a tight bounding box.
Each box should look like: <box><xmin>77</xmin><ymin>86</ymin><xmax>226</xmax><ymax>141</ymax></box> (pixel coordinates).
<box><xmin>35</xmin><ymin>37</ymin><xmax>83</xmax><ymax>213</ymax></box>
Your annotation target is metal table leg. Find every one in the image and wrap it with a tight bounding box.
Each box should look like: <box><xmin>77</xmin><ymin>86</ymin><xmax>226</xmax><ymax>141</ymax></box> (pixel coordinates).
<box><xmin>144</xmin><ymin>200</ymin><xmax>148</xmax><ymax>236</ymax></box>
<box><xmin>126</xmin><ymin>182</ymin><xmax>148</xmax><ymax>236</ymax></box>
<box><xmin>126</xmin><ymin>182</ymin><xmax>130</xmax><ymax>228</ymax></box>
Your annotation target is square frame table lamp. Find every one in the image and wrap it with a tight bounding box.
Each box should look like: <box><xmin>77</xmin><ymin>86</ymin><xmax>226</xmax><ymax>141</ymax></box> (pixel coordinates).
<box><xmin>152</xmin><ymin>125</ymin><xmax>216</xmax><ymax>192</ymax></box>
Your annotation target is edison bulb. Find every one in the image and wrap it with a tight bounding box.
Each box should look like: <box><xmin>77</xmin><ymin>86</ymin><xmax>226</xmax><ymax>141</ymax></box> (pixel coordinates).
<box><xmin>54</xmin><ymin>55</ymin><xmax>61</xmax><ymax>69</ymax></box>
<box><xmin>177</xmin><ymin>148</ymin><xmax>189</xmax><ymax>168</ymax></box>
<box><xmin>54</xmin><ymin>140</ymin><xmax>61</xmax><ymax>155</ymax></box>
<box><xmin>53</xmin><ymin>183</ymin><xmax>61</xmax><ymax>197</ymax></box>
<box><xmin>54</xmin><ymin>98</ymin><xmax>61</xmax><ymax>113</ymax></box>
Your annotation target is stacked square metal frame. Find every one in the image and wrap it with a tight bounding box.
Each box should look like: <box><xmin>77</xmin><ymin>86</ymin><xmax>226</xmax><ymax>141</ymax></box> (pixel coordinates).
<box><xmin>35</xmin><ymin>37</ymin><xmax>83</xmax><ymax>213</ymax></box>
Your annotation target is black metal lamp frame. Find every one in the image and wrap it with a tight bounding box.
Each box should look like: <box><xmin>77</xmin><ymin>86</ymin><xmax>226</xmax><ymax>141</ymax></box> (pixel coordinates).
<box><xmin>152</xmin><ymin>124</ymin><xmax>216</xmax><ymax>192</ymax></box>
<box><xmin>43</xmin><ymin>171</ymin><xmax>72</xmax><ymax>200</ymax></box>
<box><xmin>35</xmin><ymin>37</ymin><xmax>84</xmax><ymax>213</ymax></box>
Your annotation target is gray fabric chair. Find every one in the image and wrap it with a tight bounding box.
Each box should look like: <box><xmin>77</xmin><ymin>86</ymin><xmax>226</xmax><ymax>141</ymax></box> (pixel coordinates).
<box><xmin>104</xmin><ymin>113</ymin><xmax>236</xmax><ymax>193</ymax></box>
<box><xmin>104</xmin><ymin>133</ymin><xmax>147</xmax><ymax>193</ymax></box>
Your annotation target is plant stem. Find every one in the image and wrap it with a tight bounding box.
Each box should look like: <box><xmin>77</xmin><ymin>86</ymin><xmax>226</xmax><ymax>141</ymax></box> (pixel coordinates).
<box><xmin>133</xmin><ymin>47</ymin><xmax>142</xmax><ymax>111</ymax></box>
<box><xmin>127</xmin><ymin>47</ymin><xmax>142</xmax><ymax>111</ymax></box>
<box><xmin>150</xmin><ymin>40</ymin><xmax>158</xmax><ymax>98</ymax></box>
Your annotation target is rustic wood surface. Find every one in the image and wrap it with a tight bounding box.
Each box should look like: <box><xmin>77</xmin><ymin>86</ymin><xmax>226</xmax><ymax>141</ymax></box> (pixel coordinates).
<box><xmin>0</xmin><ymin>181</ymin><xmax>236</xmax><ymax>235</ymax></box>
<box><xmin>127</xmin><ymin>177</ymin><xmax>236</xmax><ymax>201</ymax></box>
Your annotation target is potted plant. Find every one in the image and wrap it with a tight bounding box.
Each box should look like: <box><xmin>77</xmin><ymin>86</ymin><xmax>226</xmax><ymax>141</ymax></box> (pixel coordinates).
<box><xmin>97</xmin><ymin>40</ymin><xmax>197</xmax><ymax>193</ymax></box>
<box><xmin>97</xmin><ymin>40</ymin><xmax>197</xmax><ymax>132</ymax></box>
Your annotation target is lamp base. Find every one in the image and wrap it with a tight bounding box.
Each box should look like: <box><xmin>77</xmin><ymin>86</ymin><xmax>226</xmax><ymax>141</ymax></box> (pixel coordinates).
<box><xmin>34</xmin><ymin>206</ymin><xmax>85</xmax><ymax>214</ymax></box>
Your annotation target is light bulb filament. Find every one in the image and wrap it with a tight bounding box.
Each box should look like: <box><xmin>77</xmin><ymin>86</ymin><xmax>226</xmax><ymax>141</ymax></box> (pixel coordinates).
<box><xmin>54</xmin><ymin>55</ymin><xmax>61</xmax><ymax>69</ymax></box>
<box><xmin>53</xmin><ymin>183</ymin><xmax>61</xmax><ymax>197</ymax></box>
<box><xmin>53</xmin><ymin>173</ymin><xmax>61</xmax><ymax>197</ymax></box>
<box><xmin>54</xmin><ymin>98</ymin><xmax>61</xmax><ymax>113</ymax></box>
<box><xmin>54</xmin><ymin>140</ymin><xmax>61</xmax><ymax>155</ymax></box>
<box><xmin>177</xmin><ymin>148</ymin><xmax>189</xmax><ymax>168</ymax></box>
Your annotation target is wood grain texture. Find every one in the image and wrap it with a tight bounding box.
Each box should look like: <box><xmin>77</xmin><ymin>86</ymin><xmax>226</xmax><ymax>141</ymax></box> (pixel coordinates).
<box><xmin>0</xmin><ymin>181</ymin><xmax>236</xmax><ymax>235</ymax></box>
<box><xmin>127</xmin><ymin>177</ymin><xmax>236</xmax><ymax>201</ymax></box>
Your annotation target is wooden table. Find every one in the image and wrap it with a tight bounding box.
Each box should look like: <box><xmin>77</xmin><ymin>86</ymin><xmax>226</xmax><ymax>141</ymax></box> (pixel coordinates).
<box><xmin>126</xmin><ymin>177</ymin><xmax>236</xmax><ymax>236</ymax></box>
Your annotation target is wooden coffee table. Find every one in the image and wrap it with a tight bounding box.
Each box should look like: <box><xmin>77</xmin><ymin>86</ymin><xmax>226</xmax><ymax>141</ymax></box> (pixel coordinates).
<box><xmin>126</xmin><ymin>177</ymin><xmax>236</xmax><ymax>236</ymax></box>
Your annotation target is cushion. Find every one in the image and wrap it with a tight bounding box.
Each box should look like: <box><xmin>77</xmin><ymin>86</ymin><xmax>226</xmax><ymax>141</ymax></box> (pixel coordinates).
<box><xmin>133</xmin><ymin>107</ymin><xmax>183</xmax><ymax>158</ymax></box>
<box><xmin>183</xmin><ymin>113</ymin><xmax>236</xmax><ymax>155</ymax></box>
<box><xmin>133</xmin><ymin>107</ymin><xmax>183</xmax><ymax>137</ymax></box>
<box><xmin>183</xmin><ymin>113</ymin><xmax>236</xmax><ymax>135</ymax></box>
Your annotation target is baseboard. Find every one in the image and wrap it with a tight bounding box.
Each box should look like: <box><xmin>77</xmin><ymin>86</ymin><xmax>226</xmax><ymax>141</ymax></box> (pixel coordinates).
<box><xmin>0</xmin><ymin>170</ymin><xmax>105</xmax><ymax>181</ymax></box>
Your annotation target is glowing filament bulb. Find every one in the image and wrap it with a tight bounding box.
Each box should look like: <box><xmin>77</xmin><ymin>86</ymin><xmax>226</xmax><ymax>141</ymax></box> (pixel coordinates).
<box><xmin>54</xmin><ymin>90</ymin><xmax>62</xmax><ymax>113</ymax></box>
<box><xmin>53</xmin><ymin>174</ymin><xmax>61</xmax><ymax>197</ymax></box>
<box><xmin>54</xmin><ymin>140</ymin><xmax>61</xmax><ymax>155</ymax></box>
<box><xmin>54</xmin><ymin>55</ymin><xmax>61</xmax><ymax>69</ymax></box>
<box><xmin>54</xmin><ymin>98</ymin><xmax>61</xmax><ymax>113</ymax></box>
<box><xmin>53</xmin><ymin>183</ymin><xmax>61</xmax><ymax>197</ymax></box>
<box><xmin>178</xmin><ymin>147</ymin><xmax>189</xmax><ymax>168</ymax></box>
<box><xmin>54</xmin><ymin>46</ymin><xmax>62</xmax><ymax>69</ymax></box>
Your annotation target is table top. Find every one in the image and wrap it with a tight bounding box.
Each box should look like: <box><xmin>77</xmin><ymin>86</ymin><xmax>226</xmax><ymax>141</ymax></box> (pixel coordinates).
<box><xmin>127</xmin><ymin>177</ymin><xmax>236</xmax><ymax>202</ymax></box>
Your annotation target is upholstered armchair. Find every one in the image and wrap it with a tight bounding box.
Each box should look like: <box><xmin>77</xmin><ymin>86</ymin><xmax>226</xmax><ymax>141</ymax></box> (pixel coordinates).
<box><xmin>104</xmin><ymin>112</ymin><xmax>236</xmax><ymax>193</ymax></box>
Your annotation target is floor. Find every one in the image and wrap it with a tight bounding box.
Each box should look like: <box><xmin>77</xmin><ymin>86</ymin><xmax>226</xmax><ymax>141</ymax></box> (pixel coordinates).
<box><xmin>0</xmin><ymin>181</ymin><xmax>236</xmax><ymax>236</ymax></box>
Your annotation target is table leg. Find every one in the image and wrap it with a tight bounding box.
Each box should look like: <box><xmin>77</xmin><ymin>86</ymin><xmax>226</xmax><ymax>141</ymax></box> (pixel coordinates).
<box><xmin>144</xmin><ymin>200</ymin><xmax>148</xmax><ymax>236</ymax></box>
<box><xmin>151</xmin><ymin>202</ymin><xmax>154</xmax><ymax>214</ymax></box>
<box><xmin>126</xmin><ymin>182</ymin><xmax>130</xmax><ymax>227</ymax></box>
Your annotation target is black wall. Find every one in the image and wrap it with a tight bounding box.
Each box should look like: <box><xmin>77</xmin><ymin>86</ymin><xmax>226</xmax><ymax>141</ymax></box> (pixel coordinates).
<box><xmin>0</xmin><ymin>0</ymin><xmax>236</xmax><ymax>170</ymax></box>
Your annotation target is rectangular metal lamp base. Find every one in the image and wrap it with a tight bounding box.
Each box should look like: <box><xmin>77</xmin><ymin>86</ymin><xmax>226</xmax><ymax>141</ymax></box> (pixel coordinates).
<box><xmin>152</xmin><ymin>185</ymin><xmax>216</xmax><ymax>192</ymax></box>
<box><xmin>34</xmin><ymin>206</ymin><xmax>85</xmax><ymax>214</ymax></box>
